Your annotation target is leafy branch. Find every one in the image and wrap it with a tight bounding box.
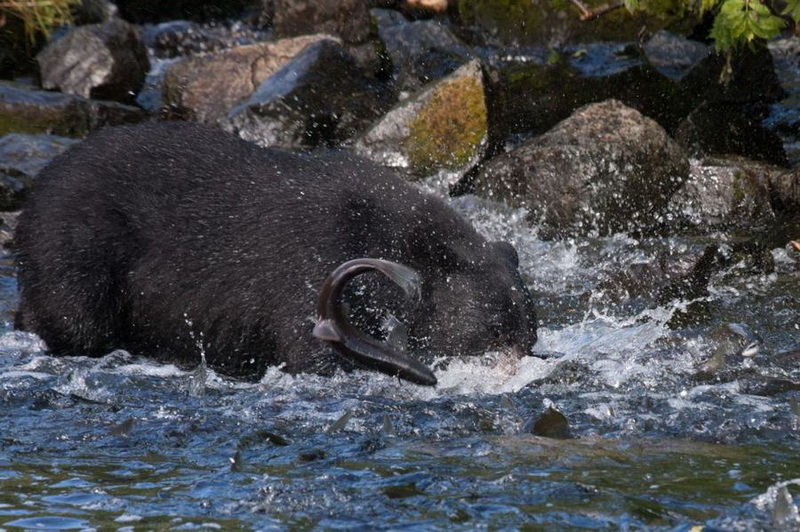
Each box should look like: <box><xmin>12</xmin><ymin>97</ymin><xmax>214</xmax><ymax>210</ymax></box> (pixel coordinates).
<box><xmin>568</xmin><ymin>0</ymin><xmax>798</xmax><ymax>51</ymax></box>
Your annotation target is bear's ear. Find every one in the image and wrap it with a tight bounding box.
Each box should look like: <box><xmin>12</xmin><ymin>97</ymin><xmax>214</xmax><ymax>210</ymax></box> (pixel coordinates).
<box><xmin>491</xmin><ymin>241</ymin><xmax>519</xmax><ymax>268</ymax></box>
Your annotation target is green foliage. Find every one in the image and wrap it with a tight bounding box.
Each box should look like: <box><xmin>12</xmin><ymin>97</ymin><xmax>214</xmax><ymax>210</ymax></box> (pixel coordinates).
<box><xmin>0</xmin><ymin>0</ymin><xmax>79</xmax><ymax>44</ymax></box>
<box><xmin>632</xmin><ymin>0</ymin><xmax>794</xmax><ymax>51</ymax></box>
<box><xmin>709</xmin><ymin>0</ymin><xmax>787</xmax><ymax>50</ymax></box>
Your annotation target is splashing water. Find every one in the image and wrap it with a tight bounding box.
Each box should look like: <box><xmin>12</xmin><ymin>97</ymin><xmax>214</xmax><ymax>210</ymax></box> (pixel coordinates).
<box><xmin>1</xmin><ymin>183</ymin><xmax>799</xmax><ymax>529</ymax></box>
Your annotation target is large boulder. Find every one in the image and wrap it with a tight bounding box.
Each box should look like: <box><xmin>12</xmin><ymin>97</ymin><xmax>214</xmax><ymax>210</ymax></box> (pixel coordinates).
<box><xmin>36</xmin><ymin>19</ymin><xmax>149</xmax><ymax>104</ymax></box>
<box><xmin>162</xmin><ymin>34</ymin><xmax>335</xmax><ymax>123</ymax></box>
<box><xmin>471</xmin><ymin>99</ymin><xmax>689</xmax><ymax>238</ymax></box>
<box><xmin>273</xmin><ymin>0</ymin><xmax>371</xmax><ymax>44</ymax></box>
<box><xmin>225</xmin><ymin>39</ymin><xmax>393</xmax><ymax>148</ymax></box>
<box><xmin>355</xmin><ymin>59</ymin><xmax>487</xmax><ymax>178</ymax></box>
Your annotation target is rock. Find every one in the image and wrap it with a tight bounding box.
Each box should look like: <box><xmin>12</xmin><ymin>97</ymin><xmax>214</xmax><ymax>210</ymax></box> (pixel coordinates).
<box><xmin>141</xmin><ymin>20</ymin><xmax>272</xmax><ymax>59</ymax></box>
<box><xmin>480</xmin><ymin>43</ymin><xmax>690</xmax><ymax>152</ymax></box>
<box><xmin>162</xmin><ymin>34</ymin><xmax>335</xmax><ymax>123</ymax></box>
<box><xmin>355</xmin><ymin>59</ymin><xmax>487</xmax><ymax>178</ymax></box>
<box><xmin>0</xmin><ymin>133</ymin><xmax>79</xmax><ymax>211</ymax></box>
<box><xmin>472</xmin><ymin>99</ymin><xmax>689</xmax><ymax>238</ymax></box>
<box><xmin>524</xmin><ymin>407</ymin><xmax>571</xmax><ymax>439</ymax></box>
<box><xmin>36</xmin><ymin>19</ymin><xmax>149</xmax><ymax>104</ymax></box>
<box><xmin>0</xmin><ymin>81</ymin><xmax>145</xmax><ymax>137</ymax></box>
<box><xmin>674</xmin><ymin>46</ymin><xmax>787</xmax><ymax>164</ymax></box>
<box><xmin>667</xmin><ymin>157</ymin><xmax>777</xmax><ymax>232</ymax></box>
<box><xmin>273</xmin><ymin>0</ymin><xmax>371</xmax><ymax>44</ymax></box>
<box><xmin>372</xmin><ymin>9</ymin><xmax>474</xmax><ymax>93</ymax></box>
<box><xmin>767</xmin><ymin>37</ymin><xmax>800</xmax><ymax>167</ymax></box>
<box><xmin>770</xmin><ymin>167</ymin><xmax>800</xmax><ymax>215</ymax></box>
<box><xmin>225</xmin><ymin>39</ymin><xmax>393</xmax><ymax>148</ymax></box>
<box><xmin>642</xmin><ymin>31</ymin><xmax>710</xmax><ymax>82</ymax></box>
<box><xmin>674</xmin><ymin>102</ymin><xmax>788</xmax><ymax>167</ymax></box>
<box><xmin>681</xmin><ymin>46</ymin><xmax>786</xmax><ymax>106</ymax></box>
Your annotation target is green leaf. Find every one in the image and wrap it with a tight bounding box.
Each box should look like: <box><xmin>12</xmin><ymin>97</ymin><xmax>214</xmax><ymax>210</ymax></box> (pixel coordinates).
<box><xmin>623</xmin><ymin>0</ymin><xmax>639</xmax><ymax>13</ymax></box>
<box><xmin>782</xmin><ymin>0</ymin><xmax>800</xmax><ymax>22</ymax></box>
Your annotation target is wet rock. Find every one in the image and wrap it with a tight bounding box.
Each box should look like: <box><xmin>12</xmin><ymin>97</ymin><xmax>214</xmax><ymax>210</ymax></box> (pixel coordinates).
<box><xmin>642</xmin><ymin>31</ymin><xmax>710</xmax><ymax>82</ymax></box>
<box><xmin>769</xmin><ymin>167</ymin><xmax>800</xmax><ymax>214</ymax></box>
<box><xmin>142</xmin><ymin>21</ymin><xmax>235</xmax><ymax>59</ymax></box>
<box><xmin>682</xmin><ymin>47</ymin><xmax>786</xmax><ymax>107</ymax></box>
<box><xmin>0</xmin><ymin>133</ymin><xmax>79</xmax><ymax>211</ymax></box>
<box><xmin>0</xmin><ymin>81</ymin><xmax>144</xmax><ymax>137</ymax></box>
<box><xmin>225</xmin><ymin>39</ymin><xmax>393</xmax><ymax>148</ymax></box>
<box><xmin>162</xmin><ymin>34</ymin><xmax>335</xmax><ymax>123</ymax></box>
<box><xmin>767</xmin><ymin>37</ymin><xmax>800</xmax><ymax>167</ymax></box>
<box><xmin>674</xmin><ymin>102</ymin><xmax>788</xmax><ymax>166</ymax></box>
<box><xmin>674</xmin><ymin>47</ymin><xmax>788</xmax><ymax>164</ymax></box>
<box><xmin>73</xmin><ymin>0</ymin><xmax>115</xmax><ymax>25</ymax></box>
<box><xmin>36</xmin><ymin>19</ymin><xmax>149</xmax><ymax>104</ymax></box>
<box><xmin>372</xmin><ymin>9</ymin><xmax>474</xmax><ymax>93</ymax></box>
<box><xmin>524</xmin><ymin>407</ymin><xmax>571</xmax><ymax>439</ymax></box>
<box><xmin>479</xmin><ymin>43</ymin><xmax>690</xmax><ymax>153</ymax></box>
<box><xmin>355</xmin><ymin>59</ymin><xmax>487</xmax><ymax>178</ymax></box>
<box><xmin>273</xmin><ymin>0</ymin><xmax>371</xmax><ymax>44</ymax></box>
<box><xmin>472</xmin><ymin>99</ymin><xmax>689</xmax><ymax>238</ymax></box>
<box><xmin>668</xmin><ymin>157</ymin><xmax>777</xmax><ymax>232</ymax></box>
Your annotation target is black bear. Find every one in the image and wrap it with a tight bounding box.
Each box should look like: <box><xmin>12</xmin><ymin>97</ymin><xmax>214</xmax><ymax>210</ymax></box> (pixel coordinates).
<box><xmin>15</xmin><ymin>122</ymin><xmax>537</xmax><ymax>385</ymax></box>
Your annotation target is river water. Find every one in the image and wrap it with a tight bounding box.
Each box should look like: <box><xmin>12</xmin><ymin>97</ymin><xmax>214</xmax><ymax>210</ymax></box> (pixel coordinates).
<box><xmin>0</xmin><ymin>176</ymin><xmax>798</xmax><ymax>531</ymax></box>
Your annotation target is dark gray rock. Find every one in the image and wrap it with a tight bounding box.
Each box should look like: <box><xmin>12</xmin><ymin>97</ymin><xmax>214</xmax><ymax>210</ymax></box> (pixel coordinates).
<box><xmin>273</xmin><ymin>0</ymin><xmax>371</xmax><ymax>44</ymax></box>
<box><xmin>472</xmin><ymin>99</ymin><xmax>689</xmax><ymax>238</ymax></box>
<box><xmin>478</xmin><ymin>43</ymin><xmax>690</xmax><ymax>153</ymax></box>
<box><xmin>0</xmin><ymin>133</ymin><xmax>79</xmax><ymax>211</ymax></box>
<box><xmin>667</xmin><ymin>157</ymin><xmax>776</xmax><ymax>232</ymax></box>
<box><xmin>0</xmin><ymin>81</ymin><xmax>144</xmax><ymax>138</ymax></box>
<box><xmin>674</xmin><ymin>102</ymin><xmax>788</xmax><ymax>167</ymax></box>
<box><xmin>372</xmin><ymin>9</ymin><xmax>474</xmax><ymax>93</ymax></box>
<box><xmin>225</xmin><ymin>39</ymin><xmax>393</xmax><ymax>149</ymax></box>
<box><xmin>642</xmin><ymin>31</ymin><xmax>710</xmax><ymax>82</ymax></box>
<box><xmin>36</xmin><ymin>19</ymin><xmax>149</xmax><ymax>104</ymax></box>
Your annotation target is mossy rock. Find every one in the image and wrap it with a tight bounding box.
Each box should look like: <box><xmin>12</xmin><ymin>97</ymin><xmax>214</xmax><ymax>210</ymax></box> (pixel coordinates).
<box><xmin>356</xmin><ymin>59</ymin><xmax>488</xmax><ymax>179</ymax></box>
<box><xmin>405</xmin><ymin>71</ymin><xmax>487</xmax><ymax>175</ymax></box>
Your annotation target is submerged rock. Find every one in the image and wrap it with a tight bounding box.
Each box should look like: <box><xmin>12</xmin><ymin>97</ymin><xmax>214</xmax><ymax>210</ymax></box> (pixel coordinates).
<box><xmin>225</xmin><ymin>39</ymin><xmax>392</xmax><ymax>148</ymax></box>
<box><xmin>472</xmin><ymin>99</ymin><xmax>689</xmax><ymax>237</ymax></box>
<box><xmin>36</xmin><ymin>19</ymin><xmax>150</xmax><ymax>104</ymax></box>
<box><xmin>356</xmin><ymin>59</ymin><xmax>487</xmax><ymax>178</ymax></box>
<box><xmin>162</xmin><ymin>34</ymin><xmax>335</xmax><ymax>123</ymax></box>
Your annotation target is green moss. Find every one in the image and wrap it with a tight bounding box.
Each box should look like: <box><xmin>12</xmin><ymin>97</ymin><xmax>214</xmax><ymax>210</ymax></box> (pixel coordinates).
<box><xmin>405</xmin><ymin>74</ymin><xmax>487</xmax><ymax>175</ymax></box>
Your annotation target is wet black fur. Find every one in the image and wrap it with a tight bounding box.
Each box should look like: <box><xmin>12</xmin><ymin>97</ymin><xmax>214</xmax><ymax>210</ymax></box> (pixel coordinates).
<box><xmin>15</xmin><ymin>122</ymin><xmax>537</xmax><ymax>379</ymax></box>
